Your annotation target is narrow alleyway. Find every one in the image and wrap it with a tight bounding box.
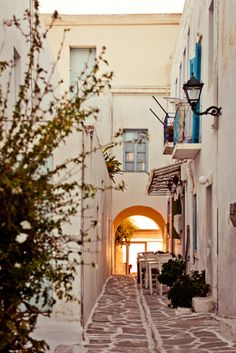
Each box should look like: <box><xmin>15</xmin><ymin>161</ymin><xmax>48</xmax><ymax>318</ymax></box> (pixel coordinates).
<box><xmin>55</xmin><ymin>275</ymin><xmax>236</xmax><ymax>353</ymax></box>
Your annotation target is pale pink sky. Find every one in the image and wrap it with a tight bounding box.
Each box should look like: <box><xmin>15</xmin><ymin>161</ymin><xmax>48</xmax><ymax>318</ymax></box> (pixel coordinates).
<box><xmin>40</xmin><ymin>0</ymin><xmax>185</xmax><ymax>15</ymax></box>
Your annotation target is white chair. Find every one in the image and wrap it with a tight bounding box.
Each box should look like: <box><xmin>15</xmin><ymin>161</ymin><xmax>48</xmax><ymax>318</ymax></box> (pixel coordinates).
<box><xmin>137</xmin><ymin>254</ymin><xmax>145</xmax><ymax>287</ymax></box>
<box><xmin>147</xmin><ymin>253</ymin><xmax>173</xmax><ymax>295</ymax></box>
<box><xmin>147</xmin><ymin>259</ymin><xmax>159</xmax><ymax>295</ymax></box>
<box><xmin>138</xmin><ymin>252</ymin><xmax>156</xmax><ymax>289</ymax></box>
<box><xmin>156</xmin><ymin>253</ymin><xmax>173</xmax><ymax>296</ymax></box>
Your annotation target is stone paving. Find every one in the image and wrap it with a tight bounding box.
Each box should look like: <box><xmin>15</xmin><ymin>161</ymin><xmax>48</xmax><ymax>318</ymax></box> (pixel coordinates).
<box><xmin>55</xmin><ymin>275</ymin><xmax>236</xmax><ymax>353</ymax></box>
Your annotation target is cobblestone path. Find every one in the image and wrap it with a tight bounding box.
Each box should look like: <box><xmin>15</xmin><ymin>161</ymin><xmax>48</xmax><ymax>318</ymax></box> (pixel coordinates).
<box><xmin>55</xmin><ymin>275</ymin><xmax>236</xmax><ymax>353</ymax></box>
<box><xmin>84</xmin><ymin>276</ymin><xmax>236</xmax><ymax>353</ymax></box>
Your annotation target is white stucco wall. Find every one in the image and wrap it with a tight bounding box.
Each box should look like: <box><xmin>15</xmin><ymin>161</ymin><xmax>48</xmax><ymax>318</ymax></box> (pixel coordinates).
<box><xmin>218</xmin><ymin>0</ymin><xmax>236</xmax><ymax>318</ymax></box>
<box><xmin>41</xmin><ymin>13</ymin><xmax>181</xmax><ymax>255</ymax></box>
<box><xmin>51</xmin><ymin>127</ymin><xmax>113</xmax><ymax>325</ymax></box>
<box><xmin>170</xmin><ymin>0</ymin><xmax>236</xmax><ymax>319</ymax></box>
<box><xmin>41</xmin><ymin>14</ymin><xmax>180</xmax><ymax>88</ymax></box>
<box><xmin>0</xmin><ymin>0</ymin><xmax>31</xmax><ymax>111</ymax></box>
<box><xmin>112</xmin><ymin>94</ymin><xmax>172</xmax><ymax>221</ymax></box>
<box><xmin>170</xmin><ymin>0</ymin><xmax>220</xmax><ymax>300</ymax></box>
<box><xmin>81</xmin><ymin>128</ymin><xmax>113</xmax><ymax>324</ymax></box>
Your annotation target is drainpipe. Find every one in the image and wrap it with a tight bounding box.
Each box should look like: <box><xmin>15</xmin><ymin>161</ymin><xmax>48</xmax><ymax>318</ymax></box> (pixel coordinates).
<box><xmin>186</xmin><ymin>160</ymin><xmax>195</xmax><ymax>269</ymax></box>
<box><xmin>215</xmin><ymin>0</ymin><xmax>220</xmax><ymax>313</ymax></box>
<box><xmin>80</xmin><ymin>130</ymin><xmax>85</xmax><ymax>337</ymax></box>
<box><xmin>109</xmin><ymin>86</ymin><xmax>115</xmax><ymax>275</ymax></box>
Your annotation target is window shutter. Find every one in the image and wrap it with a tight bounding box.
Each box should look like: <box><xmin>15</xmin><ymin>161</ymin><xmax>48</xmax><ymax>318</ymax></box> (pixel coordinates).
<box><xmin>123</xmin><ymin>129</ymin><xmax>148</xmax><ymax>172</ymax></box>
<box><xmin>174</xmin><ymin>110</ymin><xmax>179</xmax><ymax>145</ymax></box>
<box><xmin>190</xmin><ymin>58</ymin><xmax>195</xmax><ymax>77</ymax></box>
<box><xmin>192</xmin><ymin>42</ymin><xmax>202</xmax><ymax>143</ymax></box>
<box><xmin>195</xmin><ymin>42</ymin><xmax>201</xmax><ymax>80</ymax></box>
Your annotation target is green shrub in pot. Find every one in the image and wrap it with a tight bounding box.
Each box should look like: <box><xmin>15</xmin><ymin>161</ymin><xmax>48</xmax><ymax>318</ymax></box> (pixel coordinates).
<box><xmin>168</xmin><ymin>270</ymin><xmax>210</xmax><ymax>308</ymax></box>
<box><xmin>158</xmin><ymin>255</ymin><xmax>185</xmax><ymax>287</ymax></box>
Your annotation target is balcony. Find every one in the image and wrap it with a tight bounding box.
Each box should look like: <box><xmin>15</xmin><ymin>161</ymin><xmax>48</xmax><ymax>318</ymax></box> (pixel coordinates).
<box><xmin>173</xmin><ymin>143</ymin><xmax>202</xmax><ymax>159</ymax></box>
<box><xmin>163</xmin><ymin>114</ymin><xmax>174</xmax><ymax>155</ymax></box>
<box><xmin>172</xmin><ymin>102</ymin><xmax>201</xmax><ymax>160</ymax></box>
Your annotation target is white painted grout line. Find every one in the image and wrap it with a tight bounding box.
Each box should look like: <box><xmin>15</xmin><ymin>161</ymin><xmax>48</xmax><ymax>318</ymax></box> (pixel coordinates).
<box><xmin>135</xmin><ymin>280</ymin><xmax>159</xmax><ymax>353</ymax></box>
<box><xmin>83</xmin><ymin>275</ymin><xmax>111</xmax><ymax>348</ymax></box>
<box><xmin>207</xmin><ymin>328</ymin><xmax>236</xmax><ymax>348</ymax></box>
<box><xmin>139</xmin><ymin>288</ymin><xmax>167</xmax><ymax>353</ymax></box>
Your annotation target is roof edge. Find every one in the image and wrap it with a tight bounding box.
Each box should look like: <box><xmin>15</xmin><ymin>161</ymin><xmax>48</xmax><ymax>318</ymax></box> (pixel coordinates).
<box><xmin>40</xmin><ymin>13</ymin><xmax>182</xmax><ymax>27</ymax></box>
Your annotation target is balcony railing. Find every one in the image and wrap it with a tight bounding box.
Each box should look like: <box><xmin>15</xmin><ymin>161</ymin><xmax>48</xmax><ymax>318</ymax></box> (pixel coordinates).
<box><xmin>163</xmin><ymin>114</ymin><xmax>175</xmax><ymax>155</ymax></box>
<box><xmin>172</xmin><ymin>102</ymin><xmax>201</xmax><ymax>160</ymax></box>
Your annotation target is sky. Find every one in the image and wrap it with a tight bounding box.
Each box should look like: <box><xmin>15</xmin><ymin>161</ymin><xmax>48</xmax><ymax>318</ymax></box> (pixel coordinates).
<box><xmin>39</xmin><ymin>0</ymin><xmax>185</xmax><ymax>15</ymax></box>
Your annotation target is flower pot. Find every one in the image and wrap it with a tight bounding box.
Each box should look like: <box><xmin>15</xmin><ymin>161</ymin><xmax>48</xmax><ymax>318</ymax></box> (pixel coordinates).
<box><xmin>192</xmin><ymin>296</ymin><xmax>214</xmax><ymax>313</ymax></box>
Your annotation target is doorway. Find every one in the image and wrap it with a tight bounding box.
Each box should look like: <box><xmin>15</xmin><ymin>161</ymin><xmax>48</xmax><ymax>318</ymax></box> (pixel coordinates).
<box><xmin>206</xmin><ymin>185</ymin><xmax>213</xmax><ymax>287</ymax></box>
<box><xmin>114</xmin><ymin>211</ymin><xmax>165</xmax><ymax>275</ymax></box>
<box><xmin>128</xmin><ymin>243</ymin><xmax>145</xmax><ymax>273</ymax></box>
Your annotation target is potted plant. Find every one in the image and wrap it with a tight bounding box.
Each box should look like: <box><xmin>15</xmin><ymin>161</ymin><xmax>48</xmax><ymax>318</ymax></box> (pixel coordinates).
<box><xmin>115</xmin><ymin>218</ymin><xmax>137</xmax><ymax>246</ymax></box>
<box><xmin>167</xmin><ymin>124</ymin><xmax>174</xmax><ymax>142</ymax></box>
<box><xmin>158</xmin><ymin>255</ymin><xmax>185</xmax><ymax>288</ymax></box>
<box><xmin>167</xmin><ymin>270</ymin><xmax>211</xmax><ymax>309</ymax></box>
<box><xmin>191</xmin><ymin>271</ymin><xmax>214</xmax><ymax>312</ymax></box>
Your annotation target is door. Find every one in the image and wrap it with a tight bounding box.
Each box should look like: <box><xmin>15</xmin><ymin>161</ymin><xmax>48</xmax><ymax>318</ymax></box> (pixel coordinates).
<box><xmin>206</xmin><ymin>185</ymin><xmax>213</xmax><ymax>286</ymax></box>
<box><xmin>128</xmin><ymin>243</ymin><xmax>145</xmax><ymax>273</ymax></box>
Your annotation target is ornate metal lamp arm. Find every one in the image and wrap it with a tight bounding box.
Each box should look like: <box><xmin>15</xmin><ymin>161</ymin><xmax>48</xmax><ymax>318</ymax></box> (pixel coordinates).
<box><xmin>192</xmin><ymin>105</ymin><xmax>222</xmax><ymax>117</ymax></box>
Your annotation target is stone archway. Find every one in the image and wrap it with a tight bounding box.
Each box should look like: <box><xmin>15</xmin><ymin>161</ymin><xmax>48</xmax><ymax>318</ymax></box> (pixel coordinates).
<box><xmin>113</xmin><ymin>205</ymin><xmax>165</xmax><ymax>233</ymax></box>
<box><xmin>113</xmin><ymin>206</ymin><xmax>166</xmax><ymax>274</ymax></box>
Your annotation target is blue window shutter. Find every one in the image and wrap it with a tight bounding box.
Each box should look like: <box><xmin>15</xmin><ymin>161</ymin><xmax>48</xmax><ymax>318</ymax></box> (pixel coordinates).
<box><xmin>190</xmin><ymin>58</ymin><xmax>195</xmax><ymax>77</ymax></box>
<box><xmin>174</xmin><ymin>110</ymin><xmax>179</xmax><ymax>145</ymax></box>
<box><xmin>195</xmin><ymin>42</ymin><xmax>201</xmax><ymax>80</ymax></box>
<box><xmin>192</xmin><ymin>42</ymin><xmax>201</xmax><ymax>143</ymax></box>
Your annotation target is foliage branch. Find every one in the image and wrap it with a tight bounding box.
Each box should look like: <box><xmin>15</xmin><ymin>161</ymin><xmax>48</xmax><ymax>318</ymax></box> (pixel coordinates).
<box><xmin>0</xmin><ymin>2</ymin><xmax>122</xmax><ymax>352</ymax></box>
<box><xmin>102</xmin><ymin>144</ymin><xmax>122</xmax><ymax>183</ymax></box>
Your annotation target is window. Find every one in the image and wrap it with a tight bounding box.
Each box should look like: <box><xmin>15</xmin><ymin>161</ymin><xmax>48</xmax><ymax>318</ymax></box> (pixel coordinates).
<box><xmin>70</xmin><ymin>47</ymin><xmax>96</xmax><ymax>95</ymax></box>
<box><xmin>190</xmin><ymin>42</ymin><xmax>202</xmax><ymax>143</ymax></box>
<box><xmin>123</xmin><ymin>129</ymin><xmax>148</xmax><ymax>172</ymax></box>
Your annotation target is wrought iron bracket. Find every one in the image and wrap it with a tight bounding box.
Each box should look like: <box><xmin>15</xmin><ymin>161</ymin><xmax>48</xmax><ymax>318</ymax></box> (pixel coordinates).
<box><xmin>192</xmin><ymin>105</ymin><xmax>222</xmax><ymax>117</ymax></box>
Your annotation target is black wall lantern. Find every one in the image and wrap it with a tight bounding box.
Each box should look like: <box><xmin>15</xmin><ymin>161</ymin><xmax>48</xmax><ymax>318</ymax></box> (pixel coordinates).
<box><xmin>183</xmin><ymin>73</ymin><xmax>221</xmax><ymax>116</ymax></box>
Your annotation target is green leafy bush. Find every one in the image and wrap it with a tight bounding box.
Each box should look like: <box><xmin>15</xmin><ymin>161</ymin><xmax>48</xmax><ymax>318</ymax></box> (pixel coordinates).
<box><xmin>168</xmin><ymin>270</ymin><xmax>210</xmax><ymax>308</ymax></box>
<box><xmin>0</xmin><ymin>3</ymin><xmax>117</xmax><ymax>352</ymax></box>
<box><xmin>191</xmin><ymin>270</ymin><xmax>210</xmax><ymax>297</ymax></box>
<box><xmin>168</xmin><ymin>274</ymin><xmax>194</xmax><ymax>308</ymax></box>
<box><xmin>158</xmin><ymin>255</ymin><xmax>185</xmax><ymax>287</ymax></box>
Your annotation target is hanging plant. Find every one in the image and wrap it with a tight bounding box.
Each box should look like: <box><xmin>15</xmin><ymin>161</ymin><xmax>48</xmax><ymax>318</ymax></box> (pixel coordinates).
<box><xmin>115</xmin><ymin>218</ymin><xmax>137</xmax><ymax>246</ymax></box>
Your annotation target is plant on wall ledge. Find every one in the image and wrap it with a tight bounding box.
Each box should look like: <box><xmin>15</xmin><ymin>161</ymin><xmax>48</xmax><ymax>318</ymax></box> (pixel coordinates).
<box><xmin>102</xmin><ymin>144</ymin><xmax>122</xmax><ymax>183</ymax></box>
<box><xmin>115</xmin><ymin>218</ymin><xmax>137</xmax><ymax>246</ymax></box>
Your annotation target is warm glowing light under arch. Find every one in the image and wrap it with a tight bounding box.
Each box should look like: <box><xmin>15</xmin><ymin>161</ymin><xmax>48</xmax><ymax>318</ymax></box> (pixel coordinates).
<box><xmin>129</xmin><ymin>215</ymin><xmax>159</xmax><ymax>230</ymax></box>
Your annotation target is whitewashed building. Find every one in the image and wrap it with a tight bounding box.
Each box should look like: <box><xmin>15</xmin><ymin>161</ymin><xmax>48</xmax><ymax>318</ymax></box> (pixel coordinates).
<box><xmin>1</xmin><ymin>2</ymin><xmax>181</xmax><ymax>347</ymax></box>
<box><xmin>151</xmin><ymin>0</ymin><xmax>236</xmax><ymax>341</ymax></box>
<box><xmin>41</xmin><ymin>13</ymin><xmax>181</xmax><ymax>278</ymax></box>
<box><xmin>0</xmin><ymin>1</ymin><xmax>113</xmax><ymax>350</ymax></box>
